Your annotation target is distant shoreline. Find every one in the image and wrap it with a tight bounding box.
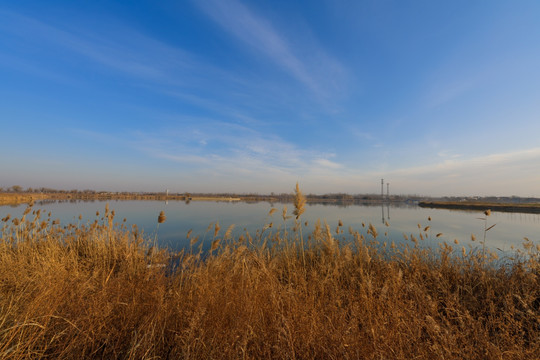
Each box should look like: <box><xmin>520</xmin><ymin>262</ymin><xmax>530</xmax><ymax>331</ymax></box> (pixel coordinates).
<box><xmin>0</xmin><ymin>192</ymin><xmax>397</xmax><ymax>207</ymax></box>
<box><xmin>4</xmin><ymin>193</ymin><xmax>540</xmax><ymax>213</ymax></box>
<box><xmin>0</xmin><ymin>193</ymin><xmax>243</xmax><ymax>206</ymax></box>
<box><xmin>419</xmin><ymin>201</ymin><xmax>540</xmax><ymax>214</ymax></box>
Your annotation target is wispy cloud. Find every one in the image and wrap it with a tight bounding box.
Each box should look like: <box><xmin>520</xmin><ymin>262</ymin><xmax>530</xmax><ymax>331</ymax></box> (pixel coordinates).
<box><xmin>390</xmin><ymin>148</ymin><xmax>540</xmax><ymax>178</ymax></box>
<box><xmin>136</xmin><ymin>123</ymin><xmax>306</xmax><ymax>171</ymax></box>
<box><xmin>0</xmin><ymin>10</ymin><xmax>234</xmax><ymax>89</ymax></box>
<box><xmin>355</xmin><ymin>148</ymin><xmax>540</xmax><ymax>196</ymax></box>
<box><xmin>313</xmin><ymin>158</ymin><xmax>343</xmax><ymax>170</ymax></box>
<box><xmin>74</xmin><ymin>120</ymin><xmax>344</xmax><ymax>185</ymax></box>
<box><xmin>422</xmin><ymin>78</ymin><xmax>476</xmax><ymax>109</ymax></box>
<box><xmin>194</xmin><ymin>0</ymin><xmax>346</xmax><ymax>99</ymax></box>
<box><xmin>1</xmin><ymin>8</ymin><xmax>344</xmax><ymax>133</ymax></box>
<box><xmin>284</xmin><ymin>147</ymin><xmax>540</xmax><ymax>195</ymax></box>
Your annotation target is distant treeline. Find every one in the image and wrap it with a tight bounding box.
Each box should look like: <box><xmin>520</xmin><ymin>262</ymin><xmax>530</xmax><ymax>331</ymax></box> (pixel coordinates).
<box><xmin>0</xmin><ymin>186</ymin><xmax>424</xmax><ymax>203</ymax></box>
<box><xmin>1</xmin><ymin>185</ymin><xmax>539</xmax><ymax>204</ymax></box>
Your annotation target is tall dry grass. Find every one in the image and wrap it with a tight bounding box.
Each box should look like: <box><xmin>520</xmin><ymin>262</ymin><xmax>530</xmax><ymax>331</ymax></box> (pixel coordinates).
<box><xmin>0</xmin><ymin>200</ymin><xmax>539</xmax><ymax>359</ymax></box>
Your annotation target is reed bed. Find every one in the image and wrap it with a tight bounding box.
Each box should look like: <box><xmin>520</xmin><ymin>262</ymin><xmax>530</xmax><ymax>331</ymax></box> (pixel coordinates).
<box><xmin>0</xmin><ymin>200</ymin><xmax>539</xmax><ymax>359</ymax></box>
<box><xmin>0</xmin><ymin>194</ymin><xmax>48</xmax><ymax>206</ymax></box>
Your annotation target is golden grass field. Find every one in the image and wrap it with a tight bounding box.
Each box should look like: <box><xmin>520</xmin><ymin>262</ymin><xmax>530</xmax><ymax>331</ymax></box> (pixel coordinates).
<box><xmin>1</xmin><ymin>186</ymin><xmax>539</xmax><ymax>359</ymax></box>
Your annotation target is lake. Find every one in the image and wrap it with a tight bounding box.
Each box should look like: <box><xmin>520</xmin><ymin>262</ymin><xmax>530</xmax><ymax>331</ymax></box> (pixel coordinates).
<box><xmin>1</xmin><ymin>200</ymin><xmax>539</xmax><ymax>254</ymax></box>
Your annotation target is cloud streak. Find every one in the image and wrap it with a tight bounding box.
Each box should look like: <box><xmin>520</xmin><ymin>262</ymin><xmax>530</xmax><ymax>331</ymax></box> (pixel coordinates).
<box><xmin>389</xmin><ymin>148</ymin><xmax>540</xmax><ymax>178</ymax></box>
<box><xmin>74</xmin><ymin>121</ymin><xmax>540</xmax><ymax>196</ymax></box>
<box><xmin>74</xmin><ymin>121</ymin><xmax>344</xmax><ymax>185</ymax></box>
<box><xmin>195</xmin><ymin>0</ymin><xmax>345</xmax><ymax>99</ymax></box>
<box><xmin>344</xmin><ymin>148</ymin><xmax>540</xmax><ymax>196</ymax></box>
<box><xmin>0</xmin><ymin>10</ymin><xmax>239</xmax><ymax>92</ymax></box>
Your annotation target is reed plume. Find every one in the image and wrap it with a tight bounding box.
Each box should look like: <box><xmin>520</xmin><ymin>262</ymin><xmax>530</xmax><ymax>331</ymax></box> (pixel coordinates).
<box><xmin>224</xmin><ymin>224</ymin><xmax>235</xmax><ymax>240</ymax></box>
<box><xmin>368</xmin><ymin>223</ymin><xmax>378</xmax><ymax>239</ymax></box>
<box><xmin>293</xmin><ymin>182</ymin><xmax>306</xmax><ymax>220</ymax></box>
<box><xmin>214</xmin><ymin>221</ymin><xmax>221</xmax><ymax>238</ymax></box>
<box><xmin>158</xmin><ymin>211</ymin><xmax>166</xmax><ymax>224</ymax></box>
<box><xmin>282</xmin><ymin>206</ymin><xmax>288</xmax><ymax>221</ymax></box>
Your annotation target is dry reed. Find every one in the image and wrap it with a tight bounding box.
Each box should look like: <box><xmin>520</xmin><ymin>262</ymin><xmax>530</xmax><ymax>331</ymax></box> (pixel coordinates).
<box><xmin>0</xmin><ymin>201</ymin><xmax>539</xmax><ymax>359</ymax></box>
<box><xmin>293</xmin><ymin>182</ymin><xmax>306</xmax><ymax>220</ymax></box>
<box><xmin>157</xmin><ymin>210</ymin><xmax>166</xmax><ymax>224</ymax></box>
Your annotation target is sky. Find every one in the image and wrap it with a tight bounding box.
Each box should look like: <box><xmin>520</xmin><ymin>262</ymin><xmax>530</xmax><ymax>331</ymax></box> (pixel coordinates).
<box><xmin>1</xmin><ymin>1</ymin><xmax>540</xmax><ymax>196</ymax></box>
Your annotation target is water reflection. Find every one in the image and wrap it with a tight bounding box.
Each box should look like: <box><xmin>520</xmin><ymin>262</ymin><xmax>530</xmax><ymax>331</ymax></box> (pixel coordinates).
<box><xmin>381</xmin><ymin>203</ymin><xmax>391</xmax><ymax>224</ymax></box>
<box><xmin>1</xmin><ymin>200</ymin><xmax>539</xmax><ymax>254</ymax></box>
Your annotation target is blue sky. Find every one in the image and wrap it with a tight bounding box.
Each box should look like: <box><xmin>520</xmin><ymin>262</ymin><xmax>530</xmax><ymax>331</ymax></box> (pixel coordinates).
<box><xmin>1</xmin><ymin>1</ymin><xmax>540</xmax><ymax>196</ymax></box>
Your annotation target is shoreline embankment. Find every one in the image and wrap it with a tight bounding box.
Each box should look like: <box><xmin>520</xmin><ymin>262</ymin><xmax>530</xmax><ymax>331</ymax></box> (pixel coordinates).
<box><xmin>419</xmin><ymin>201</ymin><xmax>540</xmax><ymax>214</ymax></box>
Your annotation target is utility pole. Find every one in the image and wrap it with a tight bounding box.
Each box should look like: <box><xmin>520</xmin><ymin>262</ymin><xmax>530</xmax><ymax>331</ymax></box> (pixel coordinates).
<box><xmin>381</xmin><ymin>178</ymin><xmax>384</xmax><ymax>201</ymax></box>
<box><xmin>387</xmin><ymin>183</ymin><xmax>389</xmax><ymax>201</ymax></box>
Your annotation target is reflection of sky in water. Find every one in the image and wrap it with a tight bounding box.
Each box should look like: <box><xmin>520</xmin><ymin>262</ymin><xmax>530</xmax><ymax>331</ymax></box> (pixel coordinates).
<box><xmin>1</xmin><ymin>201</ymin><xmax>539</xmax><ymax>254</ymax></box>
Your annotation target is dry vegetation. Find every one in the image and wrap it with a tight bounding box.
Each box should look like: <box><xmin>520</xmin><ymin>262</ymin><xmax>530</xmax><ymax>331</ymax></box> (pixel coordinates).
<box><xmin>0</xmin><ymin>193</ymin><xmax>49</xmax><ymax>206</ymax></box>
<box><xmin>1</xmin><ymin>189</ymin><xmax>539</xmax><ymax>359</ymax></box>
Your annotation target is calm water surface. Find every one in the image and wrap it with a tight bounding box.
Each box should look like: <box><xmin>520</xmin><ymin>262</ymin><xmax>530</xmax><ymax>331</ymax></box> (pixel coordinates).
<box><xmin>2</xmin><ymin>200</ymin><xmax>539</xmax><ymax>254</ymax></box>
